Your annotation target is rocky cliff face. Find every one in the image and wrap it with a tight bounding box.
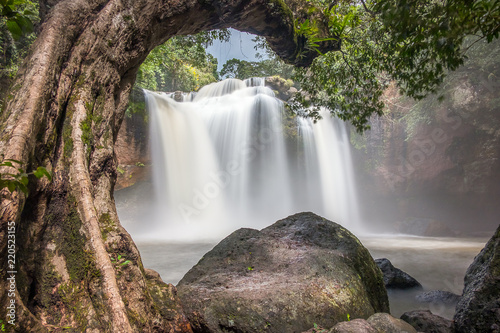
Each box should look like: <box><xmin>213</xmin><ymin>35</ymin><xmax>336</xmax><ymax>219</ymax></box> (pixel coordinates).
<box><xmin>115</xmin><ymin>94</ymin><xmax>152</xmax><ymax>190</ymax></box>
<box><xmin>352</xmin><ymin>40</ymin><xmax>500</xmax><ymax>233</ymax></box>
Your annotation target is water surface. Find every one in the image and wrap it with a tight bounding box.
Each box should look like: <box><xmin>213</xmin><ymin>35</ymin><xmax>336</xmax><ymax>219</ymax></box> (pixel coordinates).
<box><xmin>136</xmin><ymin>235</ymin><xmax>487</xmax><ymax>320</ymax></box>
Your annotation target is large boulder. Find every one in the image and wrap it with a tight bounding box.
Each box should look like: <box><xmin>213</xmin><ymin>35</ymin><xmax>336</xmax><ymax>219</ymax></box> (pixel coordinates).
<box><xmin>366</xmin><ymin>313</ymin><xmax>418</xmax><ymax>333</ymax></box>
<box><xmin>177</xmin><ymin>212</ymin><xmax>389</xmax><ymax>333</ymax></box>
<box><xmin>328</xmin><ymin>319</ymin><xmax>379</xmax><ymax>333</ymax></box>
<box><xmin>454</xmin><ymin>224</ymin><xmax>500</xmax><ymax>333</ymax></box>
<box><xmin>375</xmin><ymin>258</ymin><xmax>423</xmax><ymax>289</ymax></box>
<box><xmin>401</xmin><ymin>310</ymin><xmax>453</xmax><ymax>333</ymax></box>
<box><xmin>328</xmin><ymin>313</ymin><xmax>417</xmax><ymax>333</ymax></box>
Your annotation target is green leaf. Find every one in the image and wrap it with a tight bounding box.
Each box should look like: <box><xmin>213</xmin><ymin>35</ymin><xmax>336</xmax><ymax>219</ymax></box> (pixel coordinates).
<box><xmin>20</xmin><ymin>176</ymin><xmax>28</xmax><ymax>186</ymax></box>
<box><xmin>120</xmin><ymin>260</ymin><xmax>131</xmax><ymax>266</ymax></box>
<box><xmin>23</xmin><ymin>9</ymin><xmax>35</xmax><ymax>16</ymax></box>
<box><xmin>5</xmin><ymin>158</ymin><xmax>22</xmax><ymax>165</ymax></box>
<box><xmin>6</xmin><ymin>19</ymin><xmax>22</xmax><ymax>39</ymax></box>
<box><xmin>1</xmin><ymin>4</ymin><xmax>14</xmax><ymax>17</ymax></box>
<box><xmin>7</xmin><ymin>182</ymin><xmax>16</xmax><ymax>192</ymax></box>
<box><xmin>17</xmin><ymin>182</ymin><xmax>28</xmax><ymax>195</ymax></box>
<box><xmin>16</xmin><ymin>15</ymin><xmax>33</xmax><ymax>33</ymax></box>
<box><xmin>33</xmin><ymin>167</ymin><xmax>52</xmax><ymax>181</ymax></box>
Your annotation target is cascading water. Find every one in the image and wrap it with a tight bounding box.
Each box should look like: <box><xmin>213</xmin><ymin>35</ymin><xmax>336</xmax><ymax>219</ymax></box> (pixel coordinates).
<box><xmin>144</xmin><ymin>78</ymin><xmax>361</xmax><ymax>240</ymax></box>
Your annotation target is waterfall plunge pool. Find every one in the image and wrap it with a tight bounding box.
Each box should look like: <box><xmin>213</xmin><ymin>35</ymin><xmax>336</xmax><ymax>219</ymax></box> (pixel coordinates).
<box><xmin>116</xmin><ymin>78</ymin><xmax>489</xmax><ymax>321</ymax></box>
<box><xmin>131</xmin><ymin>235</ymin><xmax>487</xmax><ymax>320</ymax></box>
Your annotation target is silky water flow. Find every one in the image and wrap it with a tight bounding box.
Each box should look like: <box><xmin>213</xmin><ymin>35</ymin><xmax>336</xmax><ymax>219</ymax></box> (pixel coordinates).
<box><xmin>143</xmin><ymin>78</ymin><xmax>361</xmax><ymax>240</ymax></box>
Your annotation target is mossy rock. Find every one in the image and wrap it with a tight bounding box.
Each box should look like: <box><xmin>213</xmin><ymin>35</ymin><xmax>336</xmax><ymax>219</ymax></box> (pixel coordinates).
<box><xmin>177</xmin><ymin>212</ymin><xmax>389</xmax><ymax>333</ymax></box>
<box><xmin>454</xmin><ymin>224</ymin><xmax>500</xmax><ymax>333</ymax></box>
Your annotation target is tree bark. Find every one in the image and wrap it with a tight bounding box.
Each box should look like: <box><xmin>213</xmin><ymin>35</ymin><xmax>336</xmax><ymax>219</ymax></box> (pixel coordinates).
<box><xmin>0</xmin><ymin>0</ymin><xmax>336</xmax><ymax>332</ymax></box>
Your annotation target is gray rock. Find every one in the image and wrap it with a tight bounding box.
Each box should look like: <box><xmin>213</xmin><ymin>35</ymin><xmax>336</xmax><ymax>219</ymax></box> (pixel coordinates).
<box><xmin>328</xmin><ymin>319</ymin><xmax>379</xmax><ymax>333</ymax></box>
<box><xmin>301</xmin><ymin>325</ymin><xmax>329</xmax><ymax>333</ymax></box>
<box><xmin>454</xmin><ymin>224</ymin><xmax>500</xmax><ymax>333</ymax></box>
<box><xmin>415</xmin><ymin>290</ymin><xmax>461</xmax><ymax>306</ymax></box>
<box><xmin>177</xmin><ymin>212</ymin><xmax>389</xmax><ymax>333</ymax></box>
<box><xmin>328</xmin><ymin>313</ymin><xmax>417</xmax><ymax>333</ymax></box>
<box><xmin>375</xmin><ymin>258</ymin><xmax>423</xmax><ymax>289</ymax></box>
<box><xmin>367</xmin><ymin>313</ymin><xmax>418</xmax><ymax>333</ymax></box>
<box><xmin>401</xmin><ymin>310</ymin><xmax>453</xmax><ymax>333</ymax></box>
<box><xmin>265</xmin><ymin>76</ymin><xmax>295</xmax><ymax>101</ymax></box>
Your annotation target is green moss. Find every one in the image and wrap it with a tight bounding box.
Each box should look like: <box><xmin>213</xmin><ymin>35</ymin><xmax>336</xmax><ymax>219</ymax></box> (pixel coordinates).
<box><xmin>84</xmin><ymin>101</ymin><xmax>94</xmax><ymax>113</ymax></box>
<box><xmin>99</xmin><ymin>213</ymin><xmax>115</xmax><ymax>241</ymax></box>
<box><xmin>63</xmin><ymin>135</ymin><xmax>74</xmax><ymax>161</ymax></box>
<box><xmin>127</xmin><ymin>308</ymin><xmax>148</xmax><ymax>329</ymax></box>
<box><xmin>146</xmin><ymin>279</ymin><xmax>180</xmax><ymax>319</ymax></box>
<box><xmin>102</xmin><ymin>128</ymin><xmax>111</xmax><ymax>145</ymax></box>
<box><xmin>76</xmin><ymin>74</ymin><xmax>86</xmax><ymax>89</ymax></box>
<box><xmin>58</xmin><ymin>282</ymin><xmax>89</xmax><ymax>331</ymax></box>
<box><xmin>268</xmin><ymin>0</ymin><xmax>294</xmax><ymax>22</ymax></box>
<box><xmin>59</xmin><ymin>197</ymin><xmax>100</xmax><ymax>282</ymax></box>
<box><xmin>39</xmin><ymin>267</ymin><xmax>62</xmax><ymax>308</ymax></box>
<box><xmin>62</xmin><ymin>91</ymin><xmax>80</xmax><ymax>163</ymax></box>
<box><xmin>80</xmin><ymin>112</ymin><xmax>94</xmax><ymax>157</ymax></box>
<box><xmin>42</xmin><ymin>128</ymin><xmax>58</xmax><ymax>161</ymax></box>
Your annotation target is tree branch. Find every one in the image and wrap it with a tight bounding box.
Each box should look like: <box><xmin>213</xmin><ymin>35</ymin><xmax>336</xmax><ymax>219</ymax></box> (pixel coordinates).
<box><xmin>360</xmin><ymin>0</ymin><xmax>375</xmax><ymax>16</ymax></box>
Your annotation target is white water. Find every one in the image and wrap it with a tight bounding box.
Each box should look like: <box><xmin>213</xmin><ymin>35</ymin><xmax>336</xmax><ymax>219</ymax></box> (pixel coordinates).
<box><xmin>143</xmin><ymin>78</ymin><xmax>361</xmax><ymax>240</ymax></box>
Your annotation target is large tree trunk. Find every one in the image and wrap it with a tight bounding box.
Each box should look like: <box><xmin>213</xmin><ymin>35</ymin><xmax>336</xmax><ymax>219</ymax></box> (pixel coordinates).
<box><xmin>0</xmin><ymin>1</ymin><xmax>337</xmax><ymax>332</ymax></box>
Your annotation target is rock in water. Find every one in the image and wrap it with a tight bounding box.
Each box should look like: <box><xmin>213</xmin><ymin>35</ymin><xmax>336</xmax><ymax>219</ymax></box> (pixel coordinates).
<box><xmin>415</xmin><ymin>290</ymin><xmax>461</xmax><ymax>306</ymax></box>
<box><xmin>375</xmin><ymin>258</ymin><xmax>423</xmax><ymax>289</ymax></box>
<box><xmin>177</xmin><ymin>212</ymin><xmax>389</xmax><ymax>333</ymax></box>
<box><xmin>454</xmin><ymin>224</ymin><xmax>500</xmax><ymax>333</ymax></box>
<box><xmin>401</xmin><ymin>310</ymin><xmax>453</xmax><ymax>333</ymax></box>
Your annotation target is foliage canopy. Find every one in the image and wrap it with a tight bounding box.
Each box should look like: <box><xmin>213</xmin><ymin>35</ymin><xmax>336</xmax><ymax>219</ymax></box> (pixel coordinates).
<box><xmin>135</xmin><ymin>31</ymin><xmax>230</xmax><ymax>93</ymax></box>
<box><xmin>1</xmin><ymin>0</ymin><xmax>499</xmax><ymax>132</ymax></box>
<box><xmin>0</xmin><ymin>0</ymin><xmax>36</xmax><ymax>39</ymax></box>
<box><xmin>291</xmin><ymin>0</ymin><xmax>500</xmax><ymax>131</ymax></box>
<box><xmin>0</xmin><ymin>0</ymin><xmax>37</xmax><ymax>78</ymax></box>
<box><xmin>221</xmin><ymin>57</ymin><xmax>294</xmax><ymax>80</ymax></box>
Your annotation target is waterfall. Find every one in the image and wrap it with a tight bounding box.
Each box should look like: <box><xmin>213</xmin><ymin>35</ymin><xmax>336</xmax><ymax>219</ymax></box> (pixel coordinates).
<box><xmin>144</xmin><ymin>78</ymin><xmax>361</xmax><ymax>240</ymax></box>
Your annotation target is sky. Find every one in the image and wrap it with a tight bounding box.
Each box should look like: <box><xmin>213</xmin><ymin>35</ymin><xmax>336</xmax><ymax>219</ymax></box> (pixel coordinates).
<box><xmin>206</xmin><ymin>29</ymin><xmax>266</xmax><ymax>71</ymax></box>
